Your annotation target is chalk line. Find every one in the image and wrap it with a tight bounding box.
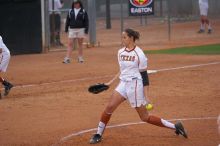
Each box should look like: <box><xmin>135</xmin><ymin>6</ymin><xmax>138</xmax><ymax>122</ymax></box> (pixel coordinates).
<box><xmin>53</xmin><ymin>116</ymin><xmax>217</xmax><ymax>146</ymax></box>
<box><xmin>156</xmin><ymin>61</ymin><xmax>220</xmax><ymax>72</ymax></box>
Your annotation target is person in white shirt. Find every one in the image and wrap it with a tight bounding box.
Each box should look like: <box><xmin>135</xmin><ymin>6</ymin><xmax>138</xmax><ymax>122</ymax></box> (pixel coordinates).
<box><xmin>0</xmin><ymin>36</ymin><xmax>13</xmax><ymax>98</ymax></box>
<box><xmin>198</xmin><ymin>0</ymin><xmax>212</xmax><ymax>34</ymax></box>
<box><xmin>89</xmin><ymin>28</ymin><xmax>188</xmax><ymax>144</ymax></box>
<box><xmin>49</xmin><ymin>0</ymin><xmax>64</xmax><ymax>46</ymax></box>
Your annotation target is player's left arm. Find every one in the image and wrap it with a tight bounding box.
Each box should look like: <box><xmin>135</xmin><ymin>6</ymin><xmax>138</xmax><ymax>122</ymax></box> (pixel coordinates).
<box><xmin>138</xmin><ymin>49</ymin><xmax>151</xmax><ymax>103</ymax></box>
<box><xmin>138</xmin><ymin>49</ymin><xmax>149</xmax><ymax>86</ymax></box>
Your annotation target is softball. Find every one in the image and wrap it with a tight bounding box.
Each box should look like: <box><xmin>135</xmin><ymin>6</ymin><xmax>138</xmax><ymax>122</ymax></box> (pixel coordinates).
<box><xmin>146</xmin><ymin>103</ymin><xmax>153</xmax><ymax>111</ymax></box>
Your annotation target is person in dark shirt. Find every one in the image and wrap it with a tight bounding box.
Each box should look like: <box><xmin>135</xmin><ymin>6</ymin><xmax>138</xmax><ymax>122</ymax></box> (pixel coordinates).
<box><xmin>63</xmin><ymin>0</ymin><xmax>89</xmax><ymax>63</ymax></box>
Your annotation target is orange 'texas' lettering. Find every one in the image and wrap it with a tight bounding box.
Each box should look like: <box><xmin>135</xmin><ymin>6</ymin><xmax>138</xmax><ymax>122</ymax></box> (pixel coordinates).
<box><xmin>120</xmin><ymin>55</ymin><xmax>135</xmax><ymax>62</ymax></box>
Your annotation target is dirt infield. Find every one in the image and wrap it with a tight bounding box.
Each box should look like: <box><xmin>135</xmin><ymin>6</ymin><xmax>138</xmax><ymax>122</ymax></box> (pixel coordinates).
<box><xmin>0</xmin><ymin>19</ymin><xmax>220</xmax><ymax>146</ymax></box>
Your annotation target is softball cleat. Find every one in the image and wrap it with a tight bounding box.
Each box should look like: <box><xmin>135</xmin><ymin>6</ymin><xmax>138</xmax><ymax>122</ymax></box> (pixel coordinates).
<box><xmin>175</xmin><ymin>122</ymin><xmax>188</xmax><ymax>138</ymax></box>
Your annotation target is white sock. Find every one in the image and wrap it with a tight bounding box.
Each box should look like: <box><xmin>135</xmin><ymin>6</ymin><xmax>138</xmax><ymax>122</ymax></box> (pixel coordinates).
<box><xmin>200</xmin><ymin>23</ymin><xmax>205</xmax><ymax>30</ymax></box>
<box><xmin>97</xmin><ymin>121</ymin><xmax>106</xmax><ymax>136</ymax></box>
<box><xmin>161</xmin><ymin>119</ymin><xmax>175</xmax><ymax>129</ymax></box>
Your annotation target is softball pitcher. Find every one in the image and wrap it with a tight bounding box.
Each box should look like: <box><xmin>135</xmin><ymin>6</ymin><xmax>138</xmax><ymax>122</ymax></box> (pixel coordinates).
<box><xmin>0</xmin><ymin>36</ymin><xmax>13</xmax><ymax>98</ymax></box>
<box><xmin>89</xmin><ymin>28</ymin><xmax>188</xmax><ymax>144</ymax></box>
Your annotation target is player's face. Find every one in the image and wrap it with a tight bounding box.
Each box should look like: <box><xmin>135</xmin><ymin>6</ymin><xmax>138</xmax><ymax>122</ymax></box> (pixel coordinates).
<box><xmin>74</xmin><ymin>3</ymin><xmax>80</xmax><ymax>9</ymax></box>
<box><xmin>122</xmin><ymin>32</ymin><xmax>133</xmax><ymax>46</ymax></box>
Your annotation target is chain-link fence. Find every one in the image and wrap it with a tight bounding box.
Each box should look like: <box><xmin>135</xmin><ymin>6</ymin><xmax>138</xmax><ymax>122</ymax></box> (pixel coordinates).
<box><xmin>64</xmin><ymin>0</ymin><xmax>220</xmax><ymax>18</ymax></box>
<box><xmin>48</xmin><ymin>0</ymin><xmax>220</xmax><ymax>51</ymax></box>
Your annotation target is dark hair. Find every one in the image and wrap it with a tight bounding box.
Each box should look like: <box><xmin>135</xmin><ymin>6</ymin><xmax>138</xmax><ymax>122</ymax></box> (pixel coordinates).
<box><xmin>72</xmin><ymin>0</ymin><xmax>83</xmax><ymax>9</ymax></box>
<box><xmin>124</xmin><ymin>28</ymin><xmax>140</xmax><ymax>41</ymax></box>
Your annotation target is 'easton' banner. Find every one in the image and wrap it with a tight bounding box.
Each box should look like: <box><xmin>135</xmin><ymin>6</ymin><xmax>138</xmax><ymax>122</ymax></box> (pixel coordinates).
<box><xmin>129</xmin><ymin>0</ymin><xmax>154</xmax><ymax>16</ymax></box>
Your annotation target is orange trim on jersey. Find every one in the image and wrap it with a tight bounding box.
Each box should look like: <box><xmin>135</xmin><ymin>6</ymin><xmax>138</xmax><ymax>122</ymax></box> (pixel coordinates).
<box><xmin>124</xmin><ymin>46</ymin><xmax>136</xmax><ymax>52</ymax></box>
<box><xmin>134</xmin><ymin>50</ymin><xmax>140</xmax><ymax>67</ymax></box>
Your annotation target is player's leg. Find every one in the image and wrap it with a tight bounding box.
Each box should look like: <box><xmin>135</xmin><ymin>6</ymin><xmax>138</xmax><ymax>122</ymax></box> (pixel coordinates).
<box><xmin>77</xmin><ymin>38</ymin><xmax>84</xmax><ymax>63</ymax></box>
<box><xmin>0</xmin><ymin>76</ymin><xmax>13</xmax><ymax>97</ymax></box>
<box><xmin>198</xmin><ymin>4</ymin><xmax>206</xmax><ymax>33</ymax></box>
<box><xmin>204</xmin><ymin>16</ymin><xmax>212</xmax><ymax>34</ymax></box>
<box><xmin>135</xmin><ymin>106</ymin><xmax>187</xmax><ymax>138</ymax></box>
<box><xmin>198</xmin><ymin>15</ymin><xmax>205</xmax><ymax>33</ymax></box>
<box><xmin>77</xmin><ymin>29</ymin><xmax>86</xmax><ymax>63</ymax></box>
<box><xmin>63</xmin><ymin>37</ymin><xmax>74</xmax><ymax>64</ymax></box>
<box><xmin>202</xmin><ymin>6</ymin><xmax>212</xmax><ymax>33</ymax></box>
<box><xmin>0</xmin><ymin>53</ymin><xmax>13</xmax><ymax>97</ymax></box>
<box><xmin>136</xmin><ymin>105</ymin><xmax>174</xmax><ymax>128</ymax></box>
<box><xmin>132</xmin><ymin>79</ymin><xmax>187</xmax><ymax>138</ymax></box>
<box><xmin>90</xmin><ymin>90</ymin><xmax>125</xmax><ymax>144</ymax></box>
<box><xmin>127</xmin><ymin>80</ymin><xmax>177</xmax><ymax>132</ymax></box>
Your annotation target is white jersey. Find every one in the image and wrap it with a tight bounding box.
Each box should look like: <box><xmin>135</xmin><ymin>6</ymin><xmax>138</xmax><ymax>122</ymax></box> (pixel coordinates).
<box><xmin>118</xmin><ymin>46</ymin><xmax>147</xmax><ymax>82</ymax></box>
<box><xmin>199</xmin><ymin>0</ymin><xmax>208</xmax><ymax>8</ymax></box>
<box><xmin>0</xmin><ymin>36</ymin><xmax>10</xmax><ymax>72</ymax></box>
<box><xmin>0</xmin><ymin>36</ymin><xmax>10</xmax><ymax>54</ymax></box>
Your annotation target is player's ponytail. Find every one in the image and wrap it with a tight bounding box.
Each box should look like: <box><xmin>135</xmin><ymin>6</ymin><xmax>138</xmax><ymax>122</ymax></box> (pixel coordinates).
<box><xmin>124</xmin><ymin>28</ymin><xmax>140</xmax><ymax>42</ymax></box>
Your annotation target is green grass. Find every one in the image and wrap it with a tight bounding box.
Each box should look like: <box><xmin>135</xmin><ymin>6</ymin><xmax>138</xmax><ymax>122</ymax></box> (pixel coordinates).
<box><xmin>144</xmin><ymin>44</ymin><xmax>220</xmax><ymax>55</ymax></box>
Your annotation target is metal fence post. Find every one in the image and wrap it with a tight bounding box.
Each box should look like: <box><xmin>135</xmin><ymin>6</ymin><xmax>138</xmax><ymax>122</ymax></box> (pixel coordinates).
<box><xmin>88</xmin><ymin>0</ymin><xmax>96</xmax><ymax>46</ymax></box>
<box><xmin>167</xmin><ymin>0</ymin><xmax>171</xmax><ymax>41</ymax></box>
<box><xmin>120</xmin><ymin>0</ymin><xmax>124</xmax><ymax>34</ymax></box>
<box><xmin>106</xmin><ymin>0</ymin><xmax>111</xmax><ymax>29</ymax></box>
<box><xmin>41</xmin><ymin>0</ymin><xmax>49</xmax><ymax>53</ymax></box>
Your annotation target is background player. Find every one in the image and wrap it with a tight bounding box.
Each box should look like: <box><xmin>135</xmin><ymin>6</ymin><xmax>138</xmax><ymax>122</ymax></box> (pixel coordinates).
<box><xmin>198</xmin><ymin>0</ymin><xmax>212</xmax><ymax>34</ymax></box>
<box><xmin>63</xmin><ymin>0</ymin><xmax>89</xmax><ymax>63</ymax></box>
<box><xmin>89</xmin><ymin>28</ymin><xmax>188</xmax><ymax>144</ymax></box>
<box><xmin>49</xmin><ymin>0</ymin><xmax>64</xmax><ymax>46</ymax></box>
<box><xmin>0</xmin><ymin>36</ymin><xmax>13</xmax><ymax>98</ymax></box>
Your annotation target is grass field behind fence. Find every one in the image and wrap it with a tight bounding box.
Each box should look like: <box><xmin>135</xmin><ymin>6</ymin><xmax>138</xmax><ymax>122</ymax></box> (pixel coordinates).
<box><xmin>144</xmin><ymin>44</ymin><xmax>220</xmax><ymax>55</ymax></box>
